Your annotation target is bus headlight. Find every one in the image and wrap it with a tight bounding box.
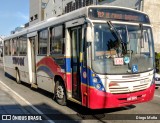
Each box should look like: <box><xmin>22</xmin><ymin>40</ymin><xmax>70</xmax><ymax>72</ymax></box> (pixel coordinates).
<box><xmin>95</xmin><ymin>84</ymin><xmax>101</xmax><ymax>90</ymax></box>
<box><xmin>93</xmin><ymin>77</ymin><xmax>98</xmax><ymax>83</ymax></box>
<box><xmin>92</xmin><ymin>76</ymin><xmax>105</xmax><ymax>91</ymax></box>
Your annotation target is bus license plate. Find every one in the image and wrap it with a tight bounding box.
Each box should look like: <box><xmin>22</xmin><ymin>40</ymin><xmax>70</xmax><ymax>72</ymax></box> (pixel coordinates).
<box><xmin>114</xmin><ymin>58</ymin><xmax>124</xmax><ymax>65</ymax></box>
<box><xmin>127</xmin><ymin>96</ymin><xmax>137</xmax><ymax>101</ymax></box>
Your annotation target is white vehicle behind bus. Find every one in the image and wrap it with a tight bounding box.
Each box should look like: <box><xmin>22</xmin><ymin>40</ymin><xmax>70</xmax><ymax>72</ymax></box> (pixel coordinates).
<box><xmin>155</xmin><ymin>73</ymin><xmax>160</xmax><ymax>89</ymax></box>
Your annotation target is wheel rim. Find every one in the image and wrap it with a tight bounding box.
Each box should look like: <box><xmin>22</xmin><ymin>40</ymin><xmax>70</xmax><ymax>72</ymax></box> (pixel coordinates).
<box><xmin>56</xmin><ymin>86</ymin><xmax>64</xmax><ymax>99</ymax></box>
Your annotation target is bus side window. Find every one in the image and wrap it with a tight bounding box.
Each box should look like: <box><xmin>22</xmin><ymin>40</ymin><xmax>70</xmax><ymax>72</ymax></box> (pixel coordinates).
<box><xmin>4</xmin><ymin>40</ymin><xmax>12</xmax><ymax>56</ymax></box>
<box><xmin>12</xmin><ymin>38</ymin><xmax>18</xmax><ymax>55</ymax></box>
<box><xmin>50</xmin><ymin>25</ymin><xmax>64</xmax><ymax>55</ymax></box>
<box><xmin>38</xmin><ymin>29</ymin><xmax>48</xmax><ymax>55</ymax></box>
<box><xmin>9</xmin><ymin>40</ymin><xmax>12</xmax><ymax>55</ymax></box>
<box><xmin>19</xmin><ymin>35</ymin><xmax>27</xmax><ymax>55</ymax></box>
<box><xmin>19</xmin><ymin>37</ymin><xmax>22</xmax><ymax>55</ymax></box>
<box><xmin>4</xmin><ymin>40</ymin><xmax>10</xmax><ymax>56</ymax></box>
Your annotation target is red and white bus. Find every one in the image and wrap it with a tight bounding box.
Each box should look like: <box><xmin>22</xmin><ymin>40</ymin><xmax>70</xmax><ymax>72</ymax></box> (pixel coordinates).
<box><xmin>3</xmin><ymin>5</ymin><xmax>155</xmax><ymax>109</ymax></box>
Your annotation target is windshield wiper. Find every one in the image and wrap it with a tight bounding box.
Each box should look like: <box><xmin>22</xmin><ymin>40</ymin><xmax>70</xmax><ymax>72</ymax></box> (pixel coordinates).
<box><xmin>139</xmin><ymin>23</ymin><xmax>144</xmax><ymax>49</ymax></box>
<box><xmin>107</xmin><ymin>21</ymin><xmax>122</xmax><ymax>43</ymax></box>
<box><xmin>125</xmin><ymin>25</ymin><xmax>132</xmax><ymax>71</ymax></box>
<box><xmin>107</xmin><ymin>21</ymin><xmax>126</xmax><ymax>55</ymax></box>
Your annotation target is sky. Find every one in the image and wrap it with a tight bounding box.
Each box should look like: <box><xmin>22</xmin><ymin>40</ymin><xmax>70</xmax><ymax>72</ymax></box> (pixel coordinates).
<box><xmin>0</xmin><ymin>0</ymin><xmax>29</xmax><ymax>36</ymax></box>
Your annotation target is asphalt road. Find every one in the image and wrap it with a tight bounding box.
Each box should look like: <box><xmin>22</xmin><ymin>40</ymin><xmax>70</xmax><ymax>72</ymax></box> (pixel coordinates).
<box><xmin>0</xmin><ymin>65</ymin><xmax>159</xmax><ymax>123</ymax></box>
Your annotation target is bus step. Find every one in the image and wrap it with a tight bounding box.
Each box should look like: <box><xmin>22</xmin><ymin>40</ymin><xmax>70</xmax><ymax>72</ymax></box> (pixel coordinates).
<box><xmin>31</xmin><ymin>83</ymin><xmax>38</xmax><ymax>89</ymax></box>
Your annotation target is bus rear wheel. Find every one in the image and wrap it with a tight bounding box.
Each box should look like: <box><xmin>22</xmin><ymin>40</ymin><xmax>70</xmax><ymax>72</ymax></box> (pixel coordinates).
<box><xmin>16</xmin><ymin>70</ymin><xmax>21</xmax><ymax>84</ymax></box>
<box><xmin>54</xmin><ymin>80</ymin><xmax>67</xmax><ymax>106</ymax></box>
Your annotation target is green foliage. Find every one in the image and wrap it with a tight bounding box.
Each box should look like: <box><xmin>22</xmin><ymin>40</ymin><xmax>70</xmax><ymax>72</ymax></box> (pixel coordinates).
<box><xmin>155</xmin><ymin>52</ymin><xmax>160</xmax><ymax>73</ymax></box>
<box><xmin>156</xmin><ymin>53</ymin><xmax>160</xmax><ymax>59</ymax></box>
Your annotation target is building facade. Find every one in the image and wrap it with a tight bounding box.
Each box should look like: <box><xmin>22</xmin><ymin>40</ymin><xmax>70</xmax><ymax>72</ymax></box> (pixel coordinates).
<box><xmin>143</xmin><ymin>0</ymin><xmax>160</xmax><ymax>52</ymax></box>
<box><xmin>29</xmin><ymin>0</ymin><xmax>48</xmax><ymax>26</ymax></box>
<box><xmin>99</xmin><ymin>0</ymin><xmax>142</xmax><ymax>10</ymax></box>
<box><xmin>29</xmin><ymin>0</ymin><xmax>160</xmax><ymax>52</ymax></box>
<box><xmin>44</xmin><ymin>0</ymin><xmax>142</xmax><ymax>19</ymax></box>
<box><xmin>99</xmin><ymin>0</ymin><xmax>160</xmax><ymax>52</ymax></box>
<box><xmin>44</xmin><ymin>0</ymin><xmax>97</xmax><ymax>19</ymax></box>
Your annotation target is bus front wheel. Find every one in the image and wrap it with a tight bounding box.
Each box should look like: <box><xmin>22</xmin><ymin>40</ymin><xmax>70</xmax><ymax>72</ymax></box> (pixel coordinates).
<box><xmin>16</xmin><ymin>70</ymin><xmax>21</xmax><ymax>84</ymax></box>
<box><xmin>54</xmin><ymin>80</ymin><xmax>67</xmax><ymax>106</ymax></box>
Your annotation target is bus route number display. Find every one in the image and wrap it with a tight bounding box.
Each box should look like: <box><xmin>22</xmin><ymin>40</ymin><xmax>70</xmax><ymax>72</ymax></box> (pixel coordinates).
<box><xmin>97</xmin><ymin>11</ymin><xmax>139</xmax><ymax>21</ymax></box>
<box><xmin>89</xmin><ymin>8</ymin><xmax>150</xmax><ymax>24</ymax></box>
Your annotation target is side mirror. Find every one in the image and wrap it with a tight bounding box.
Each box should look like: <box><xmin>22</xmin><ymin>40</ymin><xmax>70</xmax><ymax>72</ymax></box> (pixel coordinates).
<box><xmin>86</xmin><ymin>26</ymin><xmax>93</xmax><ymax>42</ymax></box>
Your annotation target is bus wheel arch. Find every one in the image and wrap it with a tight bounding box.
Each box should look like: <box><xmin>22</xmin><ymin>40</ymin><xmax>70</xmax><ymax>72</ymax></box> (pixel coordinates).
<box><xmin>54</xmin><ymin>75</ymin><xmax>67</xmax><ymax>106</ymax></box>
<box><xmin>15</xmin><ymin>67</ymin><xmax>21</xmax><ymax>84</ymax></box>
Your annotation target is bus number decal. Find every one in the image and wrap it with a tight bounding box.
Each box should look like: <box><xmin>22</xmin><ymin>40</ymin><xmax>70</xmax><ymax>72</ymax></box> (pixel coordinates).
<box><xmin>12</xmin><ymin>57</ymin><xmax>25</xmax><ymax>66</ymax></box>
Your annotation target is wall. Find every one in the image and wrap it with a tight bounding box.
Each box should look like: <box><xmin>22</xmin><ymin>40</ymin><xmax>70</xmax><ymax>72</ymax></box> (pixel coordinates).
<box><xmin>45</xmin><ymin>0</ymin><xmax>70</xmax><ymax>19</ymax></box>
<box><xmin>99</xmin><ymin>0</ymin><xmax>141</xmax><ymax>10</ymax></box>
<box><xmin>29</xmin><ymin>0</ymin><xmax>48</xmax><ymax>26</ymax></box>
<box><xmin>44</xmin><ymin>0</ymin><xmax>96</xmax><ymax>19</ymax></box>
<box><xmin>143</xmin><ymin>0</ymin><xmax>160</xmax><ymax>52</ymax></box>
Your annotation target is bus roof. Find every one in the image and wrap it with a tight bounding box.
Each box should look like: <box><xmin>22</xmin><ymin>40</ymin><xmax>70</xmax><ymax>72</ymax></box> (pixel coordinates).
<box><xmin>4</xmin><ymin>5</ymin><xmax>150</xmax><ymax>40</ymax></box>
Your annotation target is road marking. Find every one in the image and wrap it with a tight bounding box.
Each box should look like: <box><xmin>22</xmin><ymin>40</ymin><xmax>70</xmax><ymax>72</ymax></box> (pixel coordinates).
<box><xmin>0</xmin><ymin>80</ymin><xmax>55</xmax><ymax>123</ymax></box>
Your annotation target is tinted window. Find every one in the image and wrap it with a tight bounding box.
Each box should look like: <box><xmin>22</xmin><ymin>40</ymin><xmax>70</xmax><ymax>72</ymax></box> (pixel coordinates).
<box><xmin>51</xmin><ymin>25</ymin><xmax>64</xmax><ymax>54</ymax></box>
<box><xmin>4</xmin><ymin>40</ymin><xmax>10</xmax><ymax>56</ymax></box>
<box><xmin>38</xmin><ymin>29</ymin><xmax>48</xmax><ymax>55</ymax></box>
<box><xmin>19</xmin><ymin>35</ymin><xmax>27</xmax><ymax>55</ymax></box>
<box><xmin>12</xmin><ymin>38</ymin><xmax>18</xmax><ymax>55</ymax></box>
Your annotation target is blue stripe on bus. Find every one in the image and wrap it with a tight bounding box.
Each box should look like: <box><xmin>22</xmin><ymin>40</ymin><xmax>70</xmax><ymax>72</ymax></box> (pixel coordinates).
<box><xmin>37</xmin><ymin>66</ymin><xmax>54</xmax><ymax>78</ymax></box>
<box><xmin>65</xmin><ymin>58</ymin><xmax>71</xmax><ymax>73</ymax></box>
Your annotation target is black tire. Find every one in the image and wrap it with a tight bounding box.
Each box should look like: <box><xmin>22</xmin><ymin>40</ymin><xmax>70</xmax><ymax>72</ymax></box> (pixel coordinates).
<box><xmin>155</xmin><ymin>87</ymin><xmax>159</xmax><ymax>89</ymax></box>
<box><xmin>54</xmin><ymin>80</ymin><xmax>67</xmax><ymax>106</ymax></box>
<box><xmin>16</xmin><ymin>70</ymin><xmax>21</xmax><ymax>84</ymax></box>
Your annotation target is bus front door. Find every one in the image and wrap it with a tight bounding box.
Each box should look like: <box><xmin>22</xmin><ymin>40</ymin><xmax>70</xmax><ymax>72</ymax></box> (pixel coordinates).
<box><xmin>71</xmin><ymin>27</ymin><xmax>82</xmax><ymax>101</ymax></box>
<box><xmin>29</xmin><ymin>37</ymin><xmax>37</xmax><ymax>86</ymax></box>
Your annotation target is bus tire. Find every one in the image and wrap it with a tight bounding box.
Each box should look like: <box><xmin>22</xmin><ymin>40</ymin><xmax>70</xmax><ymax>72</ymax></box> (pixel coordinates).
<box><xmin>54</xmin><ymin>80</ymin><xmax>67</xmax><ymax>106</ymax></box>
<box><xmin>155</xmin><ymin>87</ymin><xmax>159</xmax><ymax>89</ymax></box>
<box><xmin>16</xmin><ymin>70</ymin><xmax>21</xmax><ymax>84</ymax></box>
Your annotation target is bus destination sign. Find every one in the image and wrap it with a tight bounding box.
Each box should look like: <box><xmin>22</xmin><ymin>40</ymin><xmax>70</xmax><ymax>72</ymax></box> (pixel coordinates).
<box><xmin>89</xmin><ymin>8</ymin><xmax>150</xmax><ymax>24</ymax></box>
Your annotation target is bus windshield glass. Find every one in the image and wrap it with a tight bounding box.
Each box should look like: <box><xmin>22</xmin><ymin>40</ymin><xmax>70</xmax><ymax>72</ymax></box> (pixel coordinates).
<box><xmin>92</xmin><ymin>23</ymin><xmax>154</xmax><ymax>74</ymax></box>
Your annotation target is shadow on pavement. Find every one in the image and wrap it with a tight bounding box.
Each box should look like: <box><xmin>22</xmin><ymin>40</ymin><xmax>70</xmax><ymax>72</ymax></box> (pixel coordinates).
<box><xmin>4</xmin><ymin>72</ymin><xmax>136</xmax><ymax>122</ymax></box>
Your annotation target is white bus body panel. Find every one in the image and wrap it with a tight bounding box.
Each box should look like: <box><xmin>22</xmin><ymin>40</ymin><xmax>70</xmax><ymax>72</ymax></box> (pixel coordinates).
<box><xmin>97</xmin><ymin>70</ymin><xmax>154</xmax><ymax>94</ymax></box>
<box><xmin>36</xmin><ymin>56</ymin><xmax>54</xmax><ymax>93</ymax></box>
<box><xmin>4</xmin><ymin>56</ymin><xmax>29</xmax><ymax>83</ymax></box>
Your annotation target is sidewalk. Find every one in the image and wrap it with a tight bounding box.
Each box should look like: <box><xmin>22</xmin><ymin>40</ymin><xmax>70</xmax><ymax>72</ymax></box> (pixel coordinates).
<box><xmin>0</xmin><ymin>84</ymin><xmax>29</xmax><ymax>115</ymax></box>
<box><xmin>0</xmin><ymin>80</ymin><xmax>50</xmax><ymax>123</ymax></box>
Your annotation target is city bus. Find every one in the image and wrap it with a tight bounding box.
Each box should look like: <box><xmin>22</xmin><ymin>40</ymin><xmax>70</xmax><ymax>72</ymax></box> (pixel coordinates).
<box><xmin>3</xmin><ymin>5</ymin><xmax>155</xmax><ymax>109</ymax></box>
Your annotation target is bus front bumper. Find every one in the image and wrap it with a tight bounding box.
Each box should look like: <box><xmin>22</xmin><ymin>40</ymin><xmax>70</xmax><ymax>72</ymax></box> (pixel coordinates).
<box><xmin>87</xmin><ymin>84</ymin><xmax>155</xmax><ymax>109</ymax></box>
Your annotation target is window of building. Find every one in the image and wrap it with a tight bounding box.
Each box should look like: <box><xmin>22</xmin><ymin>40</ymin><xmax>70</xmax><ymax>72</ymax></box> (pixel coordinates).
<box><xmin>51</xmin><ymin>25</ymin><xmax>64</xmax><ymax>54</ymax></box>
<box><xmin>30</xmin><ymin>16</ymin><xmax>33</xmax><ymax>22</ymax></box>
<box><xmin>34</xmin><ymin>14</ymin><xmax>38</xmax><ymax>20</ymax></box>
<box><xmin>19</xmin><ymin>35</ymin><xmax>27</xmax><ymax>55</ymax></box>
<box><xmin>38</xmin><ymin>29</ymin><xmax>48</xmax><ymax>55</ymax></box>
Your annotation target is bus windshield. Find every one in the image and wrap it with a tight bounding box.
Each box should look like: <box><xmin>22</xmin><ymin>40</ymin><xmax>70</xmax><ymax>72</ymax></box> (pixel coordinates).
<box><xmin>92</xmin><ymin>23</ymin><xmax>154</xmax><ymax>74</ymax></box>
